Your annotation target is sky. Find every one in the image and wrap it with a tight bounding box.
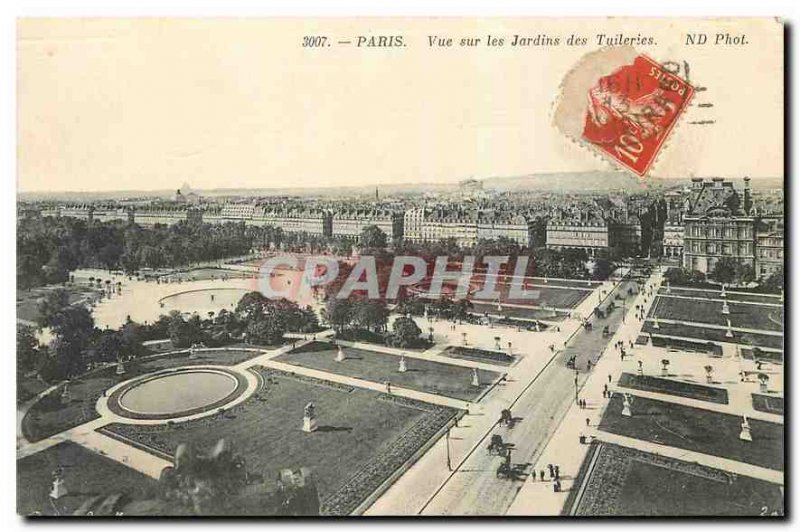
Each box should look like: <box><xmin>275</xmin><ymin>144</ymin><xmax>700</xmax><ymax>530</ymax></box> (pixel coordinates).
<box><xmin>17</xmin><ymin>18</ymin><xmax>783</xmax><ymax>193</ymax></box>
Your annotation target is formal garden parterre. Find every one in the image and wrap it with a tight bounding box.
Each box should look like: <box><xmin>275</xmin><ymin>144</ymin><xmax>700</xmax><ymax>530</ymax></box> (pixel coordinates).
<box><xmin>649</xmin><ymin>296</ymin><xmax>783</xmax><ymax>332</ymax></box>
<box><xmin>22</xmin><ymin>348</ymin><xmax>266</xmax><ymax>442</ymax></box>
<box><xmin>616</xmin><ymin>373</ymin><xmax>729</xmax><ymax>404</ymax></box>
<box><xmin>101</xmin><ymin>367</ymin><xmax>459</xmax><ymax>515</ymax></box>
<box><xmin>599</xmin><ymin>395</ymin><xmax>783</xmax><ymax>471</ymax></box>
<box><xmin>276</xmin><ymin>342</ymin><xmax>501</xmax><ymax>401</ymax></box>
<box><xmin>569</xmin><ymin>443</ymin><xmax>783</xmax><ymax>516</ymax></box>
<box><xmin>642</xmin><ymin>321</ymin><xmax>783</xmax><ymax>351</ymax></box>
<box><xmin>17</xmin><ymin>441</ymin><xmax>158</xmax><ymax>516</ymax></box>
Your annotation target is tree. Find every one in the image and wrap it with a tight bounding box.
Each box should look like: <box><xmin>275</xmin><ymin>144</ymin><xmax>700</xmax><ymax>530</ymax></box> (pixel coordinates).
<box><xmin>709</xmin><ymin>257</ymin><xmax>739</xmax><ymax>285</ymax></box>
<box><xmin>235</xmin><ymin>291</ymin><xmax>271</xmax><ymax>319</ymax></box>
<box><xmin>592</xmin><ymin>258</ymin><xmax>614</xmax><ymax>281</ymax></box>
<box><xmin>323</xmin><ymin>298</ymin><xmax>353</xmax><ymax>333</ymax></box>
<box><xmin>390</xmin><ymin>317</ymin><xmax>422</xmax><ymax>348</ymax></box>
<box><xmin>352</xmin><ymin>300</ymin><xmax>389</xmax><ymax>333</ymax></box>
<box><xmin>359</xmin><ymin>225</ymin><xmax>387</xmax><ymax>249</ymax></box>
<box><xmin>93</xmin><ymin>330</ymin><xmax>124</xmax><ymax>364</ymax></box>
<box><xmin>36</xmin><ymin>288</ymin><xmax>71</xmax><ymax>328</ymax></box>
<box><xmin>244</xmin><ymin>316</ymin><xmax>286</xmax><ymax>346</ymax></box>
<box><xmin>762</xmin><ymin>266</ymin><xmax>784</xmax><ymax>293</ymax></box>
<box><xmin>168</xmin><ymin>314</ymin><xmax>205</xmax><ymax>348</ymax></box>
<box><xmin>664</xmin><ymin>267</ymin><xmax>706</xmax><ymax>287</ymax></box>
<box><xmin>17</xmin><ymin>324</ymin><xmax>40</xmax><ymax>375</ymax></box>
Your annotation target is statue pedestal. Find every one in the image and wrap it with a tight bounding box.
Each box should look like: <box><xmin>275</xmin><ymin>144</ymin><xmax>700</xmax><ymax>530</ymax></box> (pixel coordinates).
<box><xmin>739</xmin><ymin>424</ymin><xmax>752</xmax><ymax>442</ymax></box>
<box><xmin>302</xmin><ymin>416</ymin><xmax>317</xmax><ymax>433</ymax></box>
<box><xmin>621</xmin><ymin>404</ymin><xmax>632</xmax><ymax>417</ymax></box>
<box><xmin>335</xmin><ymin>347</ymin><xmax>345</xmax><ymax>362</ymax></box>
<box><xmin>116</xmin><ymin>363</ymin><xmax>126</xmax><ymax>376</ymax></box>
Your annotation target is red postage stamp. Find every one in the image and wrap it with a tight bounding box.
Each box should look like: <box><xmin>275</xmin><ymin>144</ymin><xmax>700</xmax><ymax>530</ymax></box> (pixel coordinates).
<box><xmin>581</xmin><ymin>55</ymin><xmax>694</xmax><ymax>176</ymax></box>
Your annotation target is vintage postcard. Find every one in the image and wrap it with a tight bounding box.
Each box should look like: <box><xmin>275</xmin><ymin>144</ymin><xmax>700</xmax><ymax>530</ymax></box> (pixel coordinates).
<box><xmin>16</xmin><ymin>17</ymin><xmax>784</xmax><ymax>517</ymax></box>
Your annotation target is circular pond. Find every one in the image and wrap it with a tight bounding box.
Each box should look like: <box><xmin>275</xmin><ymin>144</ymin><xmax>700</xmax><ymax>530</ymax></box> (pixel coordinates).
<box><xmin>109</xmin><ymin>368</ymin><xmax>247</xmax><ymax>420</ymax></box>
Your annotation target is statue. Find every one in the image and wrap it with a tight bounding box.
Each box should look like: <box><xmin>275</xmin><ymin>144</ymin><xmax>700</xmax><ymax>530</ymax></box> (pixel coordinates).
<box><xmin>621</xmin><ymin>393</ymin><xmax>633</xmax><ymax>417</ymax></box>
<box><xmin>398</xmin><ymin>355</ymin><xmax>407</xmax><ymax>373</ymax></box>
<box><xmin>739</xmin><ymin>415</ymin><xmax>753</xmax><ymax>442</ymax></box>
<box><xmin>49</xmin><ymin>467</ymin><xmax>68</xmax><ymax>500</ymax></box>
<box><xmin>472</xmin><ymin>367</ymin><xmax>481</xmax><ymax>387</ymax></box>
<box><xmin>335</xmin><ymin>345</ymin><xmax>345</xmax><ymax>362</ymax></box>
<box><xmin>303</xmin><ymin>402</ymin><xmax>317</xmax><ymax>433</ymax></box>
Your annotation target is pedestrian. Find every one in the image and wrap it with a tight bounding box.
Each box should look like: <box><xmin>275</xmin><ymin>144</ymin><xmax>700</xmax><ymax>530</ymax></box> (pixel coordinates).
<box><xmin>385</xmin><ymin>381</ymin><xmax>392</xmax><ymax>394</ymax></box>
<box><xmin>585</xmin><ymin>417</ymin><xmax>590</xmax><ymax>426</ymax></box>
<box><xmin>608</xmin><ymin>374</ymin><xmax>612</xmax><ymax>383</ymax></box>
<box><xmin>554</xmin><ymin>465</ymin><xmax>560</xmax><ymax>479</ymax></box>
<box><xmin>540</xmin><ymin>470</ymin><xmax>545</xmax><ymax>481</ymax></box>
<box><xmin>602</xmin><ymin>389</ymin><xmax>607</xmax><ymax>399</ymax></box>
<box><xmin>548</xmin><ymin>464</ymin><xmax>554</xmax><ymax>478</ymax></box>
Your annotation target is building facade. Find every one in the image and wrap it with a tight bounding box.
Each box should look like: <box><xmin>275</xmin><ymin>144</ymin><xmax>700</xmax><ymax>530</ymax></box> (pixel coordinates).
<box><xmin>546</xmin><ymin>220</ymin><xmax>610</xmax><ymax>257</ymax></box>
<box><xmin>331</xmin><ymin>210</ymin><xmax>403</xmax><ymax>240</ymax></box>
<box><xmin>682</xmin><ymin>177</ymin><xmax>756</xmax><ymax>274</ymax></box>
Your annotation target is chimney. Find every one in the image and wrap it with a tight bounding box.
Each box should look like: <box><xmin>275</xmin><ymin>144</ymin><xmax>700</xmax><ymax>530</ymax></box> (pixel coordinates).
<box><xmin>743</xmin><ymin>176</ymin><xmax>752</xmax><ymax>214</ymax></box>
<box><xmin>691</xmin><ymin>177</ymin><xmax>704</xmax><ymax>190</ymax></box>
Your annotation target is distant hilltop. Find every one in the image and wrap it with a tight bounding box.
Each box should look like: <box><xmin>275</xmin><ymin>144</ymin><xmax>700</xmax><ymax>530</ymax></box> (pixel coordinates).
<box><xmin>17</xmin><ymin>172</ymin><xmax>783</xmax><ymax>202</ymax></box>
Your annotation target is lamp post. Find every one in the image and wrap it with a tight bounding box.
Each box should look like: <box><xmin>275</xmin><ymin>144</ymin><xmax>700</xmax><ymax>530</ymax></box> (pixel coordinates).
<box><xmin>574</xmin><ymin>370</ymin><xmax>579</xmax><ymax>404</ymax></box>
<box><xmin>445</xmin><ymin>427</ymin><xmax>452</xmax><ymax>471</ymax></box>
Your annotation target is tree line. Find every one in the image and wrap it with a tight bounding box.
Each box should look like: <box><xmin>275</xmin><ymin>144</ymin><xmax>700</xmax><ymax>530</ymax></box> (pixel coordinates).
<box><xmin>17</xmin><ymin>289</ymin><xmax>319</xmax><ymax>385</ymax></box>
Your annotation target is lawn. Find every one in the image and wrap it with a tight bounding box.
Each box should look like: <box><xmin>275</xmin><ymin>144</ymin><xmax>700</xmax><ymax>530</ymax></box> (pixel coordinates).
<box><xmin>642</xmin><ymin>321</ymin><xmax>784</xmax><ymax>350</ymax></box>
<box><xmin>17</xmin><ymin>441</ymin><xmax>158</xmax><ymax>516</ymax></box>
<box><xmin>22</xmin><ymin>349</ymin><xmax>266</xmax><ymax>442</ymax></box>
<box><xmin>277</xmin><ymin>342</ymin><xmax>500</xmax><ymax>401</ymax></box>
<box><xmin>442</xmin><ymin>345</ymin><xmax>515</xmax><ymax>367</ymax></box>
<box><xmin>617</xmin><ymin>373</ymin><xmax>729</xmax><ymax>404</ymax></box>
<box><xmin>470</xmin><ymin>301</ymin><xmax>567</xmax><ymax>321</ymax></box>
<box><xmin>17</xmin><ymin>286</ymin><xmax>98</xmax><ymax>324</ymax></box>
<box><xmin>495</xmin><ymin>284</ymin><xmax>593</xmax><ymax>308</ymax></box>
<box><xmin>599</xmin><ymin>395</ymin><xmax>784</xmax><ymax>471</ymax></box>
<box><xmin>642</xmin><ymin>335</ymin><xmax>723</xmax><ymax>356</ymax></box>
<box><xmin>472</xmin><ymin>274</ymin><xmax>601</xmax><ymax>290</ymax></box>
<box><xmin>658</xmin><ymin>287</ymin><xmax>782</xmax><ymax>306</ymax></box>
<box><xmin>650</xmin><ymin>296</ymin><xmax>783</xmax><ymax>332</ymax></box>
<box><xmin>103</xmin><ymin>367</ymin><xmax>457</xmax><ymax>515</ymax></box>
<box><xmin>571</xmin><ymin>443</ymin><xmax>783</xmax><ymax>516</ymax></box>
<box><xmin>752</xmin><ymin>394</ymin><xmax>784</xmax><ymax>416</ymax></box>
<box><xmin>741</xmin><ymin>347</ymin><xmax>784</xmax><ymax>364</ymax></box>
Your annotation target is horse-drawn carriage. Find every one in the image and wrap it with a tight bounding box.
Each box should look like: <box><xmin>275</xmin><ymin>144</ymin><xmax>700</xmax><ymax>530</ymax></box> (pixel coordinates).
<box><xmin>487</xmin><ymin>434</ymin><xmax>505</xmax><ymax>456</ymax></box>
